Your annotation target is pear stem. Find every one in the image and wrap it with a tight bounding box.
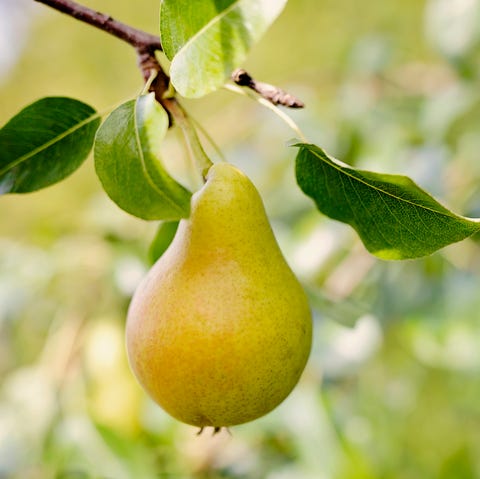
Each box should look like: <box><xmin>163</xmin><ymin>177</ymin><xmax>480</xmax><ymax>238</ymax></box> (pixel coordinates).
<box><xmin>163</xmin><ymin>98</ymin><xmax>214</xmax><ymax>181</ymax></box>
<box><xmin>187</xmin><ymin>112</ymin><xmax>227</xmax><ymax>163</ymax></box>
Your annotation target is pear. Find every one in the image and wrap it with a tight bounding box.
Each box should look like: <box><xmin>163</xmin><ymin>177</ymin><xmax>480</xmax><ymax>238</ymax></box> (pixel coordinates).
<box><xmin>126</xmin><ymin>162</ymin><xmax>312</xmax><ymax>427</ymax></box>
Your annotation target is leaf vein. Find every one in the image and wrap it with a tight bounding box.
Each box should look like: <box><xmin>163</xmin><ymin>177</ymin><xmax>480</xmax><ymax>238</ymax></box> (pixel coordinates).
<box><xmin>132</xmin><ymin>100</ymin><xmax>185</xmax><ymax>214</ymax></box>
<box><xmin>173</xmin><ymin>0</ymin><xmax>241</xmax><ymax>61</ymax></box>
<box><xmin>0</xmin><ymin>112</ymin><xmax>100</xmax><ymax>177</ymax></box>
<box><xmin>305</xmin><ymin>145</ymin><xmax>469</xmax><ymax>222</ymax></box>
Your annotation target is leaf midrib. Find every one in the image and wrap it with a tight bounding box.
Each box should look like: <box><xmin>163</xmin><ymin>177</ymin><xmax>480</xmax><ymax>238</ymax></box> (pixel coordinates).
<box><xmin>172</xmin><ymin>0</ymin><xmax>242</xmax><ymax>60</ymax></box>
<box><xmin>132</xmin><ymin>98</ymin><xmax>187</xmax><ymax>215</ymax></box>
<box><xmin>0</xmin><ymin>113</ymin><xmax>100</xmax><ymax>177</ymax></box>
<box><xmin>303</xmin><ymin>145</ymin><xmax>480</xmax><ymax>226</ymax></box>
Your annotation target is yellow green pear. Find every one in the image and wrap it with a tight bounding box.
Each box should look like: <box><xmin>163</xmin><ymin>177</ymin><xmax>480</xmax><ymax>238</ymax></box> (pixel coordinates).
<box><xmin>126</xmin><ymin>162</ymin><xmax>312</xmax><ymax>427</ymax></box>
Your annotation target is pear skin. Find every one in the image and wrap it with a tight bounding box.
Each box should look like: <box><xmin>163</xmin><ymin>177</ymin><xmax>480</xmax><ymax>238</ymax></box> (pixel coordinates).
<box><xmin>126</xmin><ymin>162</ymin><xmax>312</xmax><ymax>427</ymax></box>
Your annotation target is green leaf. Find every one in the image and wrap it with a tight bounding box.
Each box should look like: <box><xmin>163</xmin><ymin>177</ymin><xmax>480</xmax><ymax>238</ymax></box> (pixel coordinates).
<box><xmin>0</xmin><ymin>97</ymin><xmax>100</xmax><ymax>194</ymax></box>
<box><xmin>94</xmin><ymin>94</ymin><xmax>191</xmax><ymax>221</ymax></box>
<box><xmin>148</xmin><ymin>221</ymin><xmax>179</xmax><ymax>264</ymax></box>
<box><xmin>295</xmin><ymin>143</ymin><xmax>480</xmax><ymax>260</ymax></box>
<box><xmin>160</xmin><ymin>0</ymin><xmax>287</xmax><ymax>98</ymax></box>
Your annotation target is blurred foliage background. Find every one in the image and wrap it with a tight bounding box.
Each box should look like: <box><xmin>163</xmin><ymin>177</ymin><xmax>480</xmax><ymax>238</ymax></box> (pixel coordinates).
<box><xmin>1</xmin><ymin>0</ymin><xmax>480</xmax><ymax>478</ymax></box>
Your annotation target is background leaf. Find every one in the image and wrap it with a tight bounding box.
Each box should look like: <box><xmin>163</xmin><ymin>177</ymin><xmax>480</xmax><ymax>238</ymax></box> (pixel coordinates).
<box><xmin>295</xmin><ymin>143</ymin><xmax>480</xmax><ymax>260</ymax></box>
<box><xmin>0</xmin><ymin>97</ymin><xmax>100</xmax><ymax>194</ymax></box>
<box><xmin>148</xmin><ymin>221</ymin><xmax>179</xmax><ymax>264</ymax></box>
<box><xmin>160</xmin><ymin>0</ymin><xmax>287</xmax><ymax>98</ymax></box>
<box><xmin>94</xmin><ymin>94</ymin><xmax>191</xmax><ymax>221</ymax></box>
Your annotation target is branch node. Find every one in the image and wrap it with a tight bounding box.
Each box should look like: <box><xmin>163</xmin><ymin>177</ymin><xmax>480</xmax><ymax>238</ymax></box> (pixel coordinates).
<box><xmin>36</xmin><ymin>0</ymin><xmax>168</xmax><ymax>102</ymax></box>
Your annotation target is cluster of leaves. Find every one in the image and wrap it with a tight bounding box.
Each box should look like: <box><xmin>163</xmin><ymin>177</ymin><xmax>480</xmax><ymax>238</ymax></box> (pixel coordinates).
<box><xmin>1</xmin><ymin>0</ymin><xmax>479</xmax><ymax>261</ymax></box>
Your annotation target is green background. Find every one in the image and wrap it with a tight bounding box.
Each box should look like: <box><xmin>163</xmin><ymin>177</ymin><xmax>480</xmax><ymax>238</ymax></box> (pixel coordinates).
<box><xmin>1</xmin><ymin>0</ymin><xmax>480</xmax><ymax>478</ymax></box>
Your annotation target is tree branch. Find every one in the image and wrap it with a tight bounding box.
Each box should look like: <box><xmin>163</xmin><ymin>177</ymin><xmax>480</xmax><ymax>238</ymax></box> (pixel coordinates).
<box><xmin>34</xmin><ymin>0</ymin><xmax>162</xmax><ymax>50</ymax></box>
<box><xmin>34</xmin><ymin>0</ymin><xmax>305</xmax><ymax>111</ymax></box>
<box><xmin>34</xmin><ymin>0</ymin><xmax>171</xmax><ymax>103</ymax></box>
<box><xmin>232</xmin><ymin>69</ymin><xmax>305</xmax><ymax>109</ymax></box>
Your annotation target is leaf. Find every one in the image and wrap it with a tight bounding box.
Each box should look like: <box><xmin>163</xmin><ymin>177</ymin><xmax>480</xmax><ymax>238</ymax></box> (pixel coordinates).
<box><xmin>0</xmin><ymin>97</ymin><xmax>100</xmax><ymax>194</ymax></box>
<box><xmin>94</xmin><ymin>94</ymin><xmax>191</xmax><ymax>221</ymax></box>
<box><xmin>148</xmin><ymin>221</ymin><xmax>179</xmax><ymax>264</ymax></box>
<box><xmin>295</xmin><ymin>143</ymin><xmax>480</xmax><ymax>260</ymax></box>
<box><xmin>160</xmin><ymin>0</ymin><xmax>287</xmax><ymax>98</ymax></box>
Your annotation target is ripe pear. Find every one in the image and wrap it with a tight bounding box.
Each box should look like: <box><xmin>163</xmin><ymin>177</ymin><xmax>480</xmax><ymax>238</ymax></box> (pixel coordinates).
<box><xmin>126</xmin><ymin>162</ymin><xmax>312</xmax><ymax>427</ymax></box>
